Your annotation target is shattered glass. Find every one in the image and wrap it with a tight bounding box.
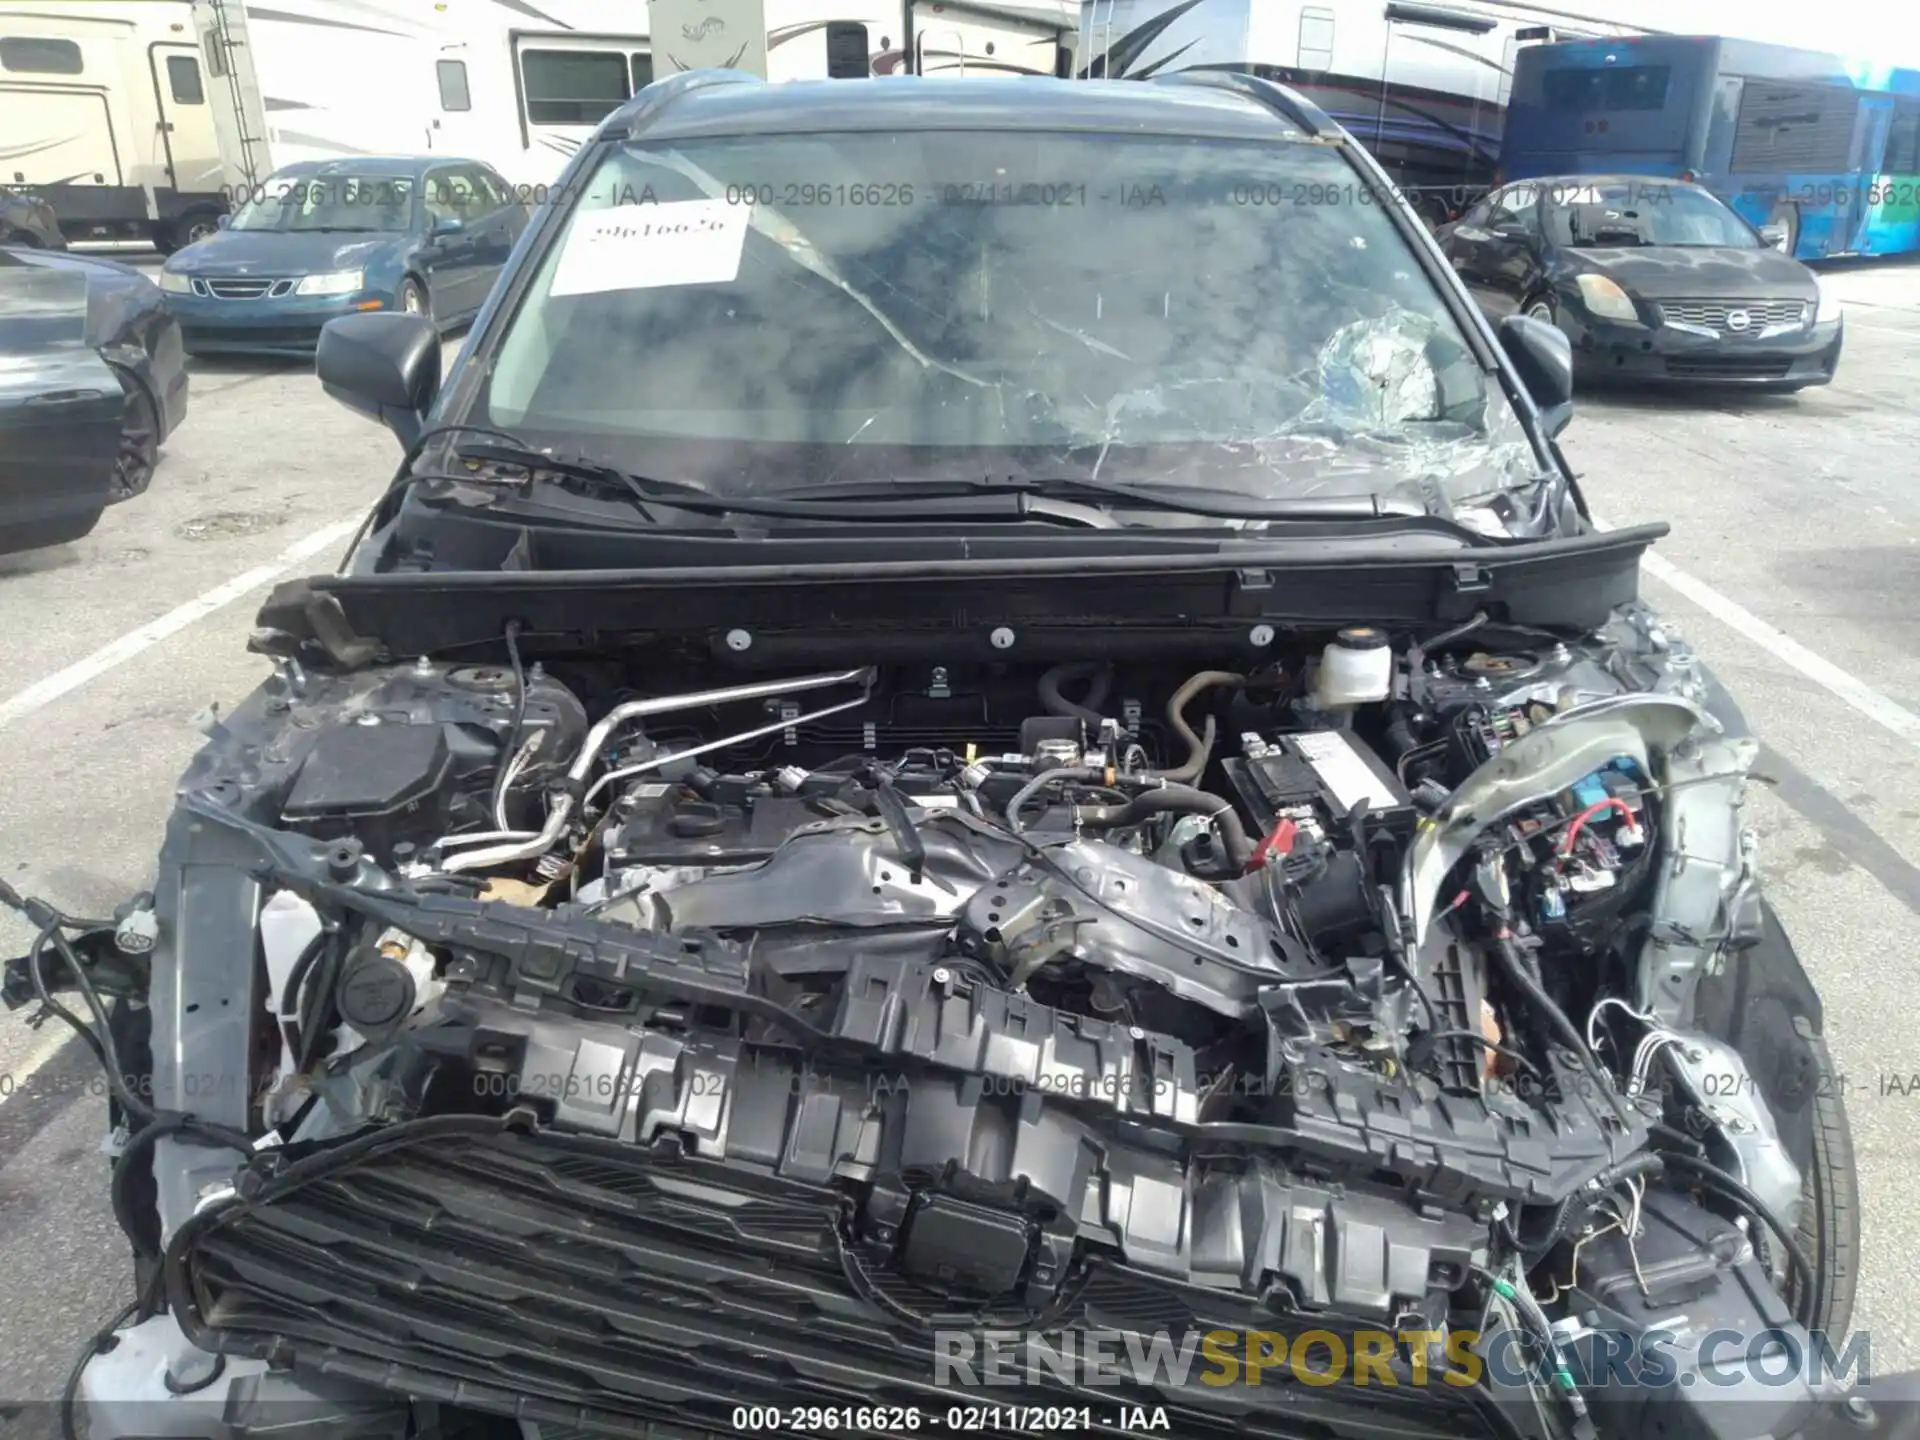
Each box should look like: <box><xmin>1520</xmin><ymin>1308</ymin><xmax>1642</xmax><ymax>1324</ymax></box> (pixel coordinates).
<box><xmin>479</xmin><ymin>129</ymin><xmax>1552</xmax><ymax>519</ymax></box>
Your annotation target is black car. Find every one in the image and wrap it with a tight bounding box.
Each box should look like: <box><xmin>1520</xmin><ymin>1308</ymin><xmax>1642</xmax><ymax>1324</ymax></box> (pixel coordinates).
<box><xmin>1438</xmin><ymin>176</ymin><xmax>1843</xmax><ymax>389</ymax></box>
<box><xmin>0</xmin><ymin>246</ymin><xmax>189</xmax><ymax>555</ymax></box>
<box><xmin>18</xmin><ymin>70</ymin><xmax>1901</xmax><ymax>1440</ymax></box>
<box><xmin>1</xmin><ymin>185</ymin><xmax>65</xmax><ymax>250</ymax></box>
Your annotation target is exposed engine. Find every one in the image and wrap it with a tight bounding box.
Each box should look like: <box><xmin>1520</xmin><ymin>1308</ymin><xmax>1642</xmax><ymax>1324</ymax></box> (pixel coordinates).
<box><xmin>21</xmin><ymin>615</ymin><xmax>1847</xmax><ymax>1440</ymax></box>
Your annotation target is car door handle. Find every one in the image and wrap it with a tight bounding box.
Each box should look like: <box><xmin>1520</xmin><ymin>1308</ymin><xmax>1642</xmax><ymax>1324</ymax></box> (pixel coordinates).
<box><xmin>26</xmin><ymin>389</ymin><xmax>108</xmax><ymax>405</ymax></box>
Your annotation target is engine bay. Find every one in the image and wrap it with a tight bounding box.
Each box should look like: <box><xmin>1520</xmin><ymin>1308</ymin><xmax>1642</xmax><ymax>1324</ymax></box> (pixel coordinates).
<box><xmin>22</xmin><ymin>611</ymin><xmax>1853</xmax><ymax>1440</ymax></box>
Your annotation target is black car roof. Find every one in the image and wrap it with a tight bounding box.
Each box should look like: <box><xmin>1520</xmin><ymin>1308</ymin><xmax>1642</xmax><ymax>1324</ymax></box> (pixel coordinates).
<box><xmin>605</xmin><ymin>72</ymin><xmax>1333</xmax><ymax>144</ymax></box>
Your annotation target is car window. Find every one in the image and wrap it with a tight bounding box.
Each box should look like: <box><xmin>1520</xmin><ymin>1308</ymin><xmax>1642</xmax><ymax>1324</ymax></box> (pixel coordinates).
<box><xmin>1545</xmin><ymin>183</ymin><xmax>1757</xmax><ymax>248</ymax></box>
<box><xmin>228</xmin><ymin>173</ymin><xmax>415</xmax><ymax>233</ymax></box>
<box><xmin>1492</xmin><ymin>183</ymin><xmax>1538</xmax><ymax>231</ymax></box>
<box><xmin>474</xmin><ymin>130</ymin><xmax>1542</xmax><ymax>513</ymax></box>
<box><xmin>426</xmin><ymin>167</ymin><xmax>490</xmax><ymax>222</ymax></box>
<box><xmin>476</xmin><ymin>167</ymin><xmax>516</xmax><ymax>210</ymax></box>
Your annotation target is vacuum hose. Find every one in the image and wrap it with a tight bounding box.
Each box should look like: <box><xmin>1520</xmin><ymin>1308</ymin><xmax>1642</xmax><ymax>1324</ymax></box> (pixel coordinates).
<box><xmin>1075</xmin><ymin>784</ymin><xmax>1254</xmax><ymax>871</ymax></box>
<box><xmin>1037</xmin><ymin>662</ymin><xmax>1113</xmax><ymax>728</ymax></box>
<box><xmin>1154</xmin><ymin>670</ymin><xmax>1244</xmax><ymax>784</ymax></box>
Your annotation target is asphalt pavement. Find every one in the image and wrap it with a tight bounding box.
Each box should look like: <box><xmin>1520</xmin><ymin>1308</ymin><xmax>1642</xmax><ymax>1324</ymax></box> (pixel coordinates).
<box><xmin>1</xmin><ymin>249</ymin><xmax>1918</xmax><ymax>1431</ymax></box>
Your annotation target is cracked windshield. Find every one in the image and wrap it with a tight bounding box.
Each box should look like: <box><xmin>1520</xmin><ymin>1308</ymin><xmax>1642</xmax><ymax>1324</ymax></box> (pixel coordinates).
<box><xmin>479</xmin><ymin>131</ymin><xmax>1545</xmax><ymax>515</ymax></box>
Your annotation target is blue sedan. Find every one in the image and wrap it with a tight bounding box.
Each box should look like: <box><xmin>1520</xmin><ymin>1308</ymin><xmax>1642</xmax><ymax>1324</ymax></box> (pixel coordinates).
<box><xmin>157</xmin><ymin>156</ymin><xmax>529</xmax><ymax>359</ymax></box>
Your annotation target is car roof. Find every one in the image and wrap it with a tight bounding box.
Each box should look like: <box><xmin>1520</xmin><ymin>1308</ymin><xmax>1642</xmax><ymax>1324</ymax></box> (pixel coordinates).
<box><xmin>1505</xmin><ymin>175</ymin><xmax>1719</xmax><ymax>201</ymax></box>
<box><xmin>608</xmin><ymin>74</ymin><xmax>1321</xmax><ymax>144</ymax></box>
<box><xmin>270</xmin><ymin>155</ymin><xmax>487</xmax><ymax>179</ymax></box>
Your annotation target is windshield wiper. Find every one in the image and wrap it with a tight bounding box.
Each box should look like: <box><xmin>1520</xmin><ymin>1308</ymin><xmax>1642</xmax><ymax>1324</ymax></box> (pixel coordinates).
<box><xmin>778</xmin><ymin>475</ymin><xmax>1434</xmax><ymax>521</ymax></box>
<box><xmin>436</xmin><ymin>444</ymin><xmax>1115</xmax><ymax>528</ymax></box>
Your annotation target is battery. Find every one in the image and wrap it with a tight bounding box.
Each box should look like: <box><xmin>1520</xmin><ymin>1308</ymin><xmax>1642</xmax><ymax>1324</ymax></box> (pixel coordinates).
<box><xmin>1222</xmin><ymin>729</ymin><xmax>1416</xmax><ymax>844</ymax></box>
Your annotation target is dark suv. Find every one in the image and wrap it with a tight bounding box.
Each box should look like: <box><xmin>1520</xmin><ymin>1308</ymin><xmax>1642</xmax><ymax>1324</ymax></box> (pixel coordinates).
<box><xmin>23</xmin><ymin>68</ymin><xmax>1896</xmax><ymax>1440</ymax></box>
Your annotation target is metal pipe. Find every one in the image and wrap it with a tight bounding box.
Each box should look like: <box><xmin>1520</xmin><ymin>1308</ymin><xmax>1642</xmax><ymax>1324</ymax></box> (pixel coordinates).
<box><xmin>443</xmin><ymin>667</ymin><xmax>876</xmax><ymax>874</ymax></box>
<box><xmin>568</xmin><ymin>666</ymin><xmax>874</xmax><ymax>783</ymax></box>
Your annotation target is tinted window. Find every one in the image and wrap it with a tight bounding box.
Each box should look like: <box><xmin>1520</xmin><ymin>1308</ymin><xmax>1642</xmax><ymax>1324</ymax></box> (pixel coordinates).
<box><xmin>1545</xmin><ymin>183</ymin><xmax>1757</xmax><ymax>248</ymax></box>
<box><xmin>165</xmin><ymin>54</ymin><xmax>204</xmax><ymax>105</ymax></box>
<box><xmin>1542</xmin><ymin>64</ymin><xmax>1670</xmax><ymax>112</ymax></box>
<box><xmin>630</xmin><ymin>52</ymin><xmax>653</xmax><ymax>92</ymax></box>
<box><xmin>1730</xmin><ymin>83</ymin><xmax>1857</xmax><ymax>173</ymax></box>
<box><xmin>437</xmin><ymin>58</ymin><xmax>471</xmax><ymax>112</ymax></box>
<box><xmin>823</xmin><ymin>23</ymin><xmax>869</xmax><ymax>78</ymax></box>
<box><xmin>1888</xmin><ymin>103</ymin><xmax>1920</xmax><ymax>175</ymax></box>
<box><xmin>521</xmin><ymin>49</ymin><xmax>628</xmax><ymax>125</ymax></box>
<box><xmin>478</xmin><ymin>131</ymin><xmax>1539</xmax><ymax>513</ymax></box>
<box><xmin>1</xmin><ymin>36</ymin><xmax>83</xmax><ymax>73</ymax></box>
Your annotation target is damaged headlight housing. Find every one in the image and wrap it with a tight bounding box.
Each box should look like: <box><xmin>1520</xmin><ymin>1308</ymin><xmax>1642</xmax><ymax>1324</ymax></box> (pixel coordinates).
<box><xmin>1575</xmin><ymin>273</ymin><xmax>1641</xmax><ymax>324</ymax></box>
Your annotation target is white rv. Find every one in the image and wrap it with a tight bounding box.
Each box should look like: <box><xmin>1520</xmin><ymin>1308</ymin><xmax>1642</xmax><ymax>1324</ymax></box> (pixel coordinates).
<box><xmin>1076</xmin><ymin>0</ymin><xmax>1655</xmax><ymax>218</ymax></box>
<box><xmin>0</xmin><ymin>0</ymin><xmax>225</xmax><ymax>249</ymax></box>
<box><xmin>196</xmin><ymin>0</ymin><xmax>1081</xmax><ymax>194</ymax></box>
<box><xmin>3</xmin><ymin>0</ymin><xmax>1080</xmax><ymax>247</ymax></box>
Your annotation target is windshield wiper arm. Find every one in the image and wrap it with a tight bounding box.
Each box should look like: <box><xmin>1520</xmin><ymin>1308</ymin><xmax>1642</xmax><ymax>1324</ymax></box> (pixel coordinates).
<box><xmin>438</xmin><ymin>444</ymin><xmax>1112</xmax><ymax>528</ymax></box>
<box><xmin>784</xmin><ymin>475</ymin><xmax>1433</xmax><ymax>521</ymax></box>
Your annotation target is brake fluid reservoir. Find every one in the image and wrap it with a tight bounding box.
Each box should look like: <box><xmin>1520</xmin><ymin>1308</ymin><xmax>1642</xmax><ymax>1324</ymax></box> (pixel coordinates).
<box><xmin>1313</xmin><ymin>627</ymin><xmax>1393</xmax><ymax>708</ymax></box>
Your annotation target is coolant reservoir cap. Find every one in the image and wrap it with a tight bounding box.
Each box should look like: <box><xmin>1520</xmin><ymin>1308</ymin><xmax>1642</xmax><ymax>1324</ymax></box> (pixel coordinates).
<box><xmin>336</xmin><ymin>949</ymin><xmax>416</xmax><ymax>1031</ymax></box>
<box><xmin>1335</xmin><ymin>626</ymin><xmax>1389</xmax><ymax>650</ymax></box>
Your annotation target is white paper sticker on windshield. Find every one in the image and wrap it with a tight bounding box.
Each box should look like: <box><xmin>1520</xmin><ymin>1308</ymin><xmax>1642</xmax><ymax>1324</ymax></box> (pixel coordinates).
<box><xmin>548</xmin><ymin>198</ymin><xmax>750</xmax><ymax>297</ymax></box>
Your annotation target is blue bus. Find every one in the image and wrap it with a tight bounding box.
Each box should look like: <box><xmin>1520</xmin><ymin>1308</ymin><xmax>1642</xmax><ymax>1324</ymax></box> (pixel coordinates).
<box><xmin>1498</xmin><ymin>34</ymin><xmax>1920</xmax><ymax>260</ymax></box>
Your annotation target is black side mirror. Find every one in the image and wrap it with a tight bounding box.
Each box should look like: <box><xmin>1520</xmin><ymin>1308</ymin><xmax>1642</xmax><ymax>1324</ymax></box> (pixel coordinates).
<box><xmin>431</xmin><ymin>215</ymin><xmax>464</xmax><ymax>240</ymax></box>
<box><xmin>1757</xmin><ymin>222</ymin><xmax>1789</xmax><ymax>251</ymax></box>
<box><xmin>1497</xmin><ymin>312</ymin><xmax>1573</xmax><ymax>439</ymax></box>
<box><xmin>316</xmin><ymin>311</ymin><xmax>440</xmax><ymax>447</ymax></box>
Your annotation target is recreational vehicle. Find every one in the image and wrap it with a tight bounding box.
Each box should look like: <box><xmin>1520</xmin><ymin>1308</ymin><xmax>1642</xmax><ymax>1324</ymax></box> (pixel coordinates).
<box><xmin>2</xmin><ymin>0</ymin><xmax>1079</xmax><ymax>243</ymax></box>
<box><xmin>0</xmin><ymin>0</ymin><xmax>224</xmax><ymax>249</ymax></box>
<box><xmin>1076</xmin><ymin>0</ymin><xmax>1654</xmax><ymax>219</ymax></box>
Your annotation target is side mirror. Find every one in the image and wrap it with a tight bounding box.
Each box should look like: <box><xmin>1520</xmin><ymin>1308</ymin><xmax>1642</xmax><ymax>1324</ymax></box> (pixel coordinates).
<box><xmin>216</xmin><ymin>214</ymin><xmax>230</xmax><ymax>230</ymax></box>
<box><xmin>1758</xmin><ymin>222</ymin><xmax>1789</xmax><ymax>251</ymax></box>
<box><xmin>431</xmin><ymin>215</ymin><xmax>464</xmax><ymax>239</ymax></box>
<box><xmin>1497</xmin><ymin>312</ymin><xmax>1574</xmax><ymax>439</ymax></box>
<box><xmin>317</xmin><ymin>311</ymin><xmax>440</xmax><ymax>447</ymax></box>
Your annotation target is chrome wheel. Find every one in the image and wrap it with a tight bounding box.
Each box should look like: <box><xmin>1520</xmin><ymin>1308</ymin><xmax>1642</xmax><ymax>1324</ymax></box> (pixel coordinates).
<box><xmin>398</xmin><ymin>279</ymin><xmax>427</xmax><ymax>315</ymax></box>
<box><xmin>109</xmin><ymin>386</ymin><xmax>159</xmax><ymax>503</ymax></box>
<box><xmin>182</xmin><ymin>216</ymin><xmax>219</xmax><ymax>246</ymax></box>
<box><xmin>1524</xmin><ymin>298</ymin><xmax>1556</xmax><ymax>323</ymax></box>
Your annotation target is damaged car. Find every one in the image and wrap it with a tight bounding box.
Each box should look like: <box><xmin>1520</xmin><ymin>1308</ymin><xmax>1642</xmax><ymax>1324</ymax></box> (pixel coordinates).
<box><xmin>6</xmin><ymin>68</ymin><xmax>1900</xmax><ymax>1440</ymax></box>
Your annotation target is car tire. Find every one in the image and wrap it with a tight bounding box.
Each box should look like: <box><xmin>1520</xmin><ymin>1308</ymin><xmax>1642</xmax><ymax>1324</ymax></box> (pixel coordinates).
<box><xmin>1767</xmin><ymin>202</ymin><xmax>1801</xmax><ymax>258</ymax></box>
<box><xmin>1786</xmin><ymin>1034</ymin><xmax>1860</xmax><ymax>1338</ymax></box>
<box><xmin>109</xmin><ymin>380</ymin><xmax>160</xmax><ymax>504</ymax></box>
<box><xmin>397</xmin><ymin>276</ymin><xmax>430</xmax><ymax>321</ymax></box>
<box><xmin>1522</xmin><ymin>294</ymin><xmax>1557</xmax><ymax>325</ymax></box>
<box><xmin>155</xmin><ymin>210</ymin><xmax>222</xmax><ymax>255</ymax></box>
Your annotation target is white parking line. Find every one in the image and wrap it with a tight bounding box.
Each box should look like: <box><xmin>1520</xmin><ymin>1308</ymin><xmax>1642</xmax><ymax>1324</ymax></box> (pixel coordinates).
<box><xmin>1595</xmin><ymin>514</ymin><xmax>1920</xmax><ymax>752</ymax></box>
<box><xmin>0</xmin><ymin>517</ymin><xmax>359</xmax><ymax>734</ymax></box>
<box><xmin>1841</xmin><ymin>320</ymin><xmax>1915</xmax><ymax>337</ymax></box>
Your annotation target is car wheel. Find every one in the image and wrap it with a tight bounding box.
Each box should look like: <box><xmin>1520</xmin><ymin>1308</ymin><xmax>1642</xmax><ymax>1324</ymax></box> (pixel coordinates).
<box><xmin>1523</xmin><ymin>295</ymin><xmax>1557</xmax><ymax>324</ymax></box>
<box><xmin>397</xmin><ymin>276</ymin><xmax>430</xmax><ymax>319</ymax></box>
<box><xmin>1783</xmin><ymin>1034</ymin><xmax>1860</xmax><ymax>1336</ymax></box>
<box><xmin>109</xmin><ymin>382</ymin><xmax>160</xmax><ymax>504</ymax></box>
<box><xmin>1767</xmin><ymin>202</ymin><xmax>1801</xmax><ymax>257</ymax></box>
<box><xmin>154</xmin><ymin>210</ymin><xmax>223</xmax><ymax>255</ymax></box>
